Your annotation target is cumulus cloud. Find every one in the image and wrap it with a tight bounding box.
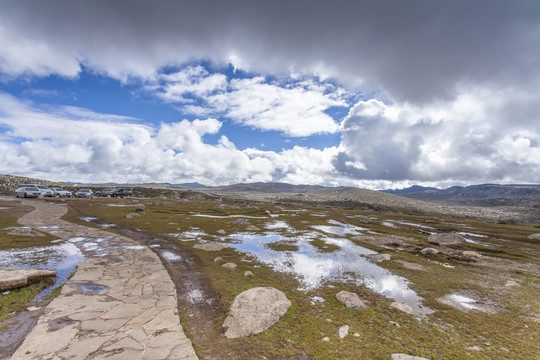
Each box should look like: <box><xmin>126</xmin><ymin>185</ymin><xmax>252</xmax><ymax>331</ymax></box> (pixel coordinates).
<box><xmin>0</xmin><ymin>93</ymin><xmax>339</xmax><ymax>185</ymax></box>
<box><xmin>334</xmin><ymin>90</ymin><xmax>540</xmax><ymax>184</ymax></box>
<box><xmin>156</xmin><ymin>67</ymin><xmax>346</xmax><ymax>136</ymax></box>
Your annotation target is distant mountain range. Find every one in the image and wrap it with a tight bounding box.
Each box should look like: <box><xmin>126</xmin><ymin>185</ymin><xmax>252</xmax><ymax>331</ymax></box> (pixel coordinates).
<box><xmin>382</xmin><ymin>184</ymin><xmax>540</xmax><ymax>207</ymax></box>
<box><xmin>202</xmin><ymin>182</ymin><xmax>326</xmax><ymax>193</ymax></box>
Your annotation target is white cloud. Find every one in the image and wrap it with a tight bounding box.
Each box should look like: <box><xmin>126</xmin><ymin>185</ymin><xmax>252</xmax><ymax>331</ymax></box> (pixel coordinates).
<box><xmin>0</xmin><ymin>93</ymin><xmax>341</xmax><ymax>185</ymax></box>
<box><xmin>154</xmin><ymin>68</ymin><xmax>347</xmax><ymax>137</ymax></box>
<box><xmin>335</xmin><ymin>88</ymin><xmax>540</xmax><ymax>184</ymax></box>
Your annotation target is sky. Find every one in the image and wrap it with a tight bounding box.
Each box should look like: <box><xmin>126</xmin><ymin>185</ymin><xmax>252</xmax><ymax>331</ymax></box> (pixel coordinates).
<box><xmin>0</xmin><ymin>0</ymin><xmax>539</xmax><ymax>189</ymax></box>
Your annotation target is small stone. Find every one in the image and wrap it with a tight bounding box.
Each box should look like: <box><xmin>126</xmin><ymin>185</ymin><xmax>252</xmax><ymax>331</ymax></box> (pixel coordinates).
<box><xmin>193</xmin><ymin>243</ymin><xmax>227</xmax><ymax>251</ymax></box>
<box><xmin>27</xmin><ymin>306</ymin><xmax>41</xmax><ymax>312</ymax></box>
<box><xmin>326</xmin><ymin>318</ymin><xmax>333</xmax><ymax>322</ymax></box>
<box><xmin>421</xmin><ymin>247</ymin><xmax>439</xmax><ymax>255</ymax></box>
<box><xmin>389</xmin><ymin>321</ymin><xmax>401</xmax><ymax>328</ymax></box>
<box><xmin>322</xmin><ymin>337</ymin><xmax>330</xmax><ymax>342</ymax></box>
<box><xmin>337</xmin><ymin>325</ymin><xmax>349</xmax><ymax>339</ymax></box>
<box><xmin>336</xmin><ymin>291</ymin><xmax>367</xmax><ymax>309</ymax></box>
<box><xmin>467</xmin><ymin>345</ymin><xmax>483</xmax><ymax>351</ymax></box>
<box><xmin>214</xmin><ymin>256</ymin><xmax>223</xmax><ymax>262</ymax></box>
<box><xmin>428</xmin><ymin>232</ymin><xmax>466</xmax><ymax>245</ymax></box>
<box><xmin>230</xmin><ymin>218</ymin><xmax>250</xmax><ymax>225</ymax></box>
<box><xmin>126</xmin><ymin>213</ymin><xmax>141</xmax><ymax>219</ymax></box>
<box><xmin>353</xmin><ymin>332</ymin><xmax>360</xmax><ymax>337</ymax></box>
<box><xmin>527</xmin><ymin>233</ymin><xmax>540</xmax><ymax>240</ymax></box>
<box><xmin>222</xmin><ymin>263</ymin><xmax>237</xmax><ymax>270</ymax></box>
<box><xmin>366</xmin><ymin>253</ymin><xmax>391</xmax><ymax>262</ymax></box>
<box><xmin>243</xmin><ymin>271</ymin><xmax>254</xmax><ymax>277</ymax></box>
<box><xmin>246</xmin><ymin>225</ymin><xmax>260</xmax><ymax>231</ymax></box>
<box><xmin>504</xmin><ymin>280</ymin><xmax>519</xmax><ymax>287</ymax></box>
<box><xmin>216</xmin><ymin>229</ymin><xmax>227</xmax><ymax>235</ymax></box>
<box><xmin>391</xmin><ymin>354</ymin><xmax>429</xmax><ymax>360</ymax></box>
<box><xmin>134</xmin><ymin>204</ymin><xmax>145</xmax><ymax>212</ymax></box>
<box><xmin>391</xmin><ymin>302</ymin><xmax>414</xmax><ymax>315</ymax></box>
<box><xmin>462</xmin><ymin>251</ymin><xmax>482</xmax><ymax>259</ymax></box>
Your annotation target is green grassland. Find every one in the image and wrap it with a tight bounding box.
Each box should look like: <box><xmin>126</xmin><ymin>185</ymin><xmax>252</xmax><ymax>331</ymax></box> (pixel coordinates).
<box><xmin>62</xmin><ymin>197</ymin><xmax>540</xmax><ymax>359</ymax></box>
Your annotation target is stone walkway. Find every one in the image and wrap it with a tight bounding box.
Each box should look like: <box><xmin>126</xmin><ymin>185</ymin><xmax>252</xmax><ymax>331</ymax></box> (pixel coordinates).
<box><xmin>10</xmin><ymin>200</ymin><xmax>198</xmax><ymax>360</ymax></box>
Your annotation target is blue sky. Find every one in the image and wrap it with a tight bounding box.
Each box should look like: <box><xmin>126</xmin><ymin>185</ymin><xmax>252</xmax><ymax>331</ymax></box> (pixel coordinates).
<box><xmin>0</xmin><ymin>1</ymin><xmax>539</xmax><ymax>188</ymax></box>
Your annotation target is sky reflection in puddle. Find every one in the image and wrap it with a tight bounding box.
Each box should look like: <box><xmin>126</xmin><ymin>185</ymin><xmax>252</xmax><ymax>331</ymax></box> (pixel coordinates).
<box><xmin>0</xmin><ymin>242</ymin><xmax>84</xmax><ymax>299</ymax></box>
<box><xmin>312</xmin><ymin>220</ymin><xmax>368</xmax><ymax>236</ymax></box>
<box><xmin>228</xmin><ymin>231</ymin><xmax>430</xmax><ymax>316</ymax></box>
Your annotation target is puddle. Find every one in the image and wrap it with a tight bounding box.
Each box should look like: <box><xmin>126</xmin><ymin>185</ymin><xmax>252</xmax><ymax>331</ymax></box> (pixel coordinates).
<box><xmin>310</xmin><ymin>296</ymin><xmax>325</xmax><ymax>305</ymax></box>
<box><xmin>161</xmin><ymin>250</ymin><xmax>182</xmax><ymax>262</ymax></box>
<box><xmin>186</xmin><ymin>289</ymin><xmax>205</xmax><ymax>304</ymax></box>
<box><xmin>0</xmin><ymin>242</ymin><xmax>85</xmax><ymax>299</ymax></box>
<box><xmin>381</xmin><ymin>221</ymin><xmax>398</xmax><ymax>228</ymax></box>
<box><xmin>228</xmin><ymin>232</ymin><xmax>432</xmax><ymax>316</ymax></box>
<box><xmin>458</xmin><ymin>232</ymin><xmax>488</xmax><ymax>238</ymax></box>
<box><xmin>265</xmin><ymin>220</ymin><xmax>290</xmax><ymax>230</ymax></box>
<box><xmin>125</xmin><ymin>245</ymin><xmax>145</xmax><ymax>250</ymax></box>
<box><xmin>266</xmin><ymin>211</ymin><xmax>280</xmax><ymax>218</ymax></box>
<box><xmin>312</xmin><ymin>220</ymin><xmax>368</xmax><ymax>236</ymax></box>
<box><xmin>190</xmin><ymin>213</ymin><xmax>268</xmax><ymax>219</ymax></box>
<box><xmin>79</xmin><ymin>216</ymin><xmax>98</xmax><ymax>222</ymax></box>
<box><xmin>450</xmin><ymin>294</ymin><xmax>479</xmax><ymax>310</ymax></box>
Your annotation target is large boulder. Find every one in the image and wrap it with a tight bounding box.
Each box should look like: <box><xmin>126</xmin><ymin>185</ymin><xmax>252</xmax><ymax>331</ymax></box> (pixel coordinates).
<box><xmin>222</xmin><ymin>287</ymin><xmax>292</xmax><ymax>338</ymax></box>
<box><xmin>0</xmin><ymin>269</ymin><xmax>56</xmax><ymax>291</ymax></box>
<box><xmin>428</xmin><ymin>232</ymin><xmax>465</xmax><ymax>246</ymax></box>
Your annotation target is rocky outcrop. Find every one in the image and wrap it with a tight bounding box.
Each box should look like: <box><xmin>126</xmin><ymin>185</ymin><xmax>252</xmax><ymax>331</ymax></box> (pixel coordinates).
<box><xmin>336</xmin><ymin>291</ymin><xmax>367</xmax><ymax>309</ymax></box>
<box><xmin>0</xmin><ymin>269</ymin><xmax>56</xmax><ymax>291</ymax></box>
<box><xmin>428</xmin><ymin>232</ymin><xmax>465</xmax><ymax>246</ymax></box>
<box><xmin>222</xmin><ymin>287</ymin><xmax>292</xmax><ymax>338</ymax></box>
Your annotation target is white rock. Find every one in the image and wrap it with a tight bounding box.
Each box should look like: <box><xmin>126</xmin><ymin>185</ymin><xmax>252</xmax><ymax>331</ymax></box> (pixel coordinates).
<box><xmin>338</xmin><ymin>325</ymin><xmax>349</xmax><ymax>339</ymax></box>
<box><xmin>391</xmin><ymin>302</ymin><xmax>414</xmax><ymax>315</ymax></box>
<box><xmin>222</xmin><ymin>287</ymin><xmax>292</xmax><ymax>338</ymax></box>
<box><xmin>391</xmin><ymin>354</ymin><xmax>430</xmax><ymax>360</ymax></box>
<box><xmin>222</xmin><ymin>263</ymin><xmax>237</xmax><ymax>270</ymax></box>
<box><xmin>336</xmin><ymin>291</ymin><xmax>367</xmax><ymax>309</ymax></box>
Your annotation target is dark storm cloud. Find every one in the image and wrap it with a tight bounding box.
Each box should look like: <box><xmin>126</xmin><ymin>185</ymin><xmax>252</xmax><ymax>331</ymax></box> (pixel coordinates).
<box><xmin>1</xmin><ymin>0</ymin><xmax>539</xmax><ymax>103</ymax></box>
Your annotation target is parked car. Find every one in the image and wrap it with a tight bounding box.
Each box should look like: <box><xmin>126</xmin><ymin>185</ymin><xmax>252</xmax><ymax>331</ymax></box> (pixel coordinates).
<box><xmin>95</xmin><ymin>188</ymin><xmax>114</xmax><ymax>197</ymax></box>
<box><xmin>17</xmin><ymin>184</ymin><xmax>55</xmax><ymax>197</ymax></box>
<box><xmin>15</xmin><ymin>186</ymin><xmax>42</xmax><ymax>198</ymax></box>
<box><xmin>52</xmin><ymin>188</ymin><xmax>72</xmax><ymax>197</ymax></box>
<box><xmin>111</xmin><ymin>188</ymin><xmax>132</xmax><ymax>198</ymax></box>
<box><xmin>75</xmin><ymin>189</ymin><xmax>94</xmax><ymax>198</ymax></box>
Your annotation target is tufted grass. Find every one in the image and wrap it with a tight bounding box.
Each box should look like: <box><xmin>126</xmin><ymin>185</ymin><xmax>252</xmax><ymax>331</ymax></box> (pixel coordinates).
<box><xmin>64</xmin><ymin>197</ymin><xmax>540</xmax><ymax>359</ymax></box>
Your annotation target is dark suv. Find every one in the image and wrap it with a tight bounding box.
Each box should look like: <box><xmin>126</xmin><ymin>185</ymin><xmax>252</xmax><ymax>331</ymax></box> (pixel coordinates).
<box><xmin>111</xmin><ymin>188</ymin><xmax>132</xmax><ymax>198</ymax></box>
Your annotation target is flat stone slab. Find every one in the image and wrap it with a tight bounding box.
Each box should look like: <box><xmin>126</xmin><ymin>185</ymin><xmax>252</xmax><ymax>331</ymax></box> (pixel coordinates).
<box><xmin>193</xmin><ymin>243</ymin><xmax>228</xmax><ymax>251</ymax></box>
<box><xmin>10</xmin><ymin>201</ymin><xmax>198</xmax><ymax>360</ymax></box>
<box><xmin>0</xmin><ymin>269</ymin><xmax>56</xmax><ymax>291</ymax></box>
